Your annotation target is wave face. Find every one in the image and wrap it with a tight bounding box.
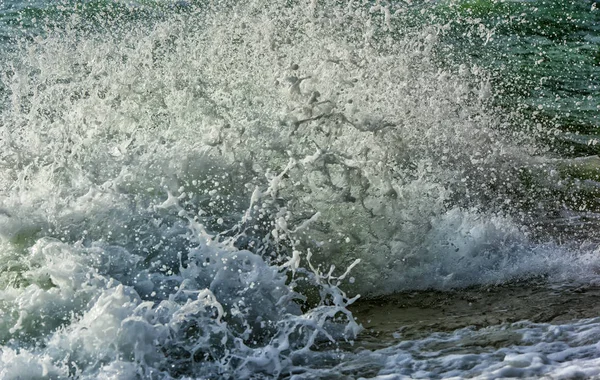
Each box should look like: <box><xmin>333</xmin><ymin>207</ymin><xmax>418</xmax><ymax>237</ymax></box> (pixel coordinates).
<box><xmin>1</xmin><ymin>0</ymin><xmax>600</xmax><ymax>378</ymax></box>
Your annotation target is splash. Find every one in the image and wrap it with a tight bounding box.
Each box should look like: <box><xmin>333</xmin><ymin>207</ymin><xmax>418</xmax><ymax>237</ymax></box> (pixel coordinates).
<box><xmin>1</xmin><ymin>0</ymin><xmax>599</xmax><ymax>377</ymax></box>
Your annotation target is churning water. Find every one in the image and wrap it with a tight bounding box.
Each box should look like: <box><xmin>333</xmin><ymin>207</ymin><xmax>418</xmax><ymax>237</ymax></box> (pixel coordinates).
<box><xmin>1</xmin><ymin>0</ymin><xmax>600</xmax><ymax>378</ymax></box>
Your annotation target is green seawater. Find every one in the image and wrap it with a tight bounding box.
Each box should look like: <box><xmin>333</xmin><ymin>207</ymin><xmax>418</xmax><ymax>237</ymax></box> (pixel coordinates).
<box><xmin>438</xmin><ymin>0</ymin><xmax>600</xmax><ymax>156</ymax></box>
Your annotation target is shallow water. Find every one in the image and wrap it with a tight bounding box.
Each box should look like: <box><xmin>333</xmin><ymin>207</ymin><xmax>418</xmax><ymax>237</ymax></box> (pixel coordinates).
<box><xmin>0</xmin><ymin>0</ymin><xmax>600</xmax><ymax>378</ymax></box>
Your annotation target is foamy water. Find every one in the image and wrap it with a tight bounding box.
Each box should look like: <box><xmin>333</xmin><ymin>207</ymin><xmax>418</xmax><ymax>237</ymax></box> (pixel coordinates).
<box><xmin>1</xmin><ymin>0</ymin><xmax>600</xmax><ymax>378</ymax></box>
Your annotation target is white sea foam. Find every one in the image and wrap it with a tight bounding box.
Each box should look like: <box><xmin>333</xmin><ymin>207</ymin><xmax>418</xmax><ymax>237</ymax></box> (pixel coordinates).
<box><xmin>345</xmin><ymin>318</ymin><xmax>600</xmax><ymax>379</ymax></box>
<box><xmin>1</xmin><ymin>0</ymin><xmax>599</xmax><ymax>378</ymax></box>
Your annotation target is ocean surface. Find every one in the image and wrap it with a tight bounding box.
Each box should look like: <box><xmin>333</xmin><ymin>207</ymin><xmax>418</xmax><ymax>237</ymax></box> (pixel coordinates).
<box><xmin>0</xmin><ymin>0</ymin><xmax>599</xmax><ymax>378</ymax></box>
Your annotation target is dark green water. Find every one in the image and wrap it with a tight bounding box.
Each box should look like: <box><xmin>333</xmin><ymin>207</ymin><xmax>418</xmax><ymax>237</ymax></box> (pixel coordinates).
<box><xmin>439</xmin><ymin>0</ymin><xmax>600</xmax><ymax>156</ymax></box>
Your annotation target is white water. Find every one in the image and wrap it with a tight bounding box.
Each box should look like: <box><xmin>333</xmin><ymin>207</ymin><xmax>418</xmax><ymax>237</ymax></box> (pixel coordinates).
<box><xmin>1</xmin><ymin>0</ymin><xmax>600</xmax><ymax>378</ymax></box>
<box><xmin>334</xmin><ymin>318</ymin><xmax>600</xmax><ymax>379</ymax></box>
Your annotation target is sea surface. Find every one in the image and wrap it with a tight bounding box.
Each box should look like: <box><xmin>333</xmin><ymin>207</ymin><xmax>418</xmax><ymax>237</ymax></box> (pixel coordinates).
<box><xmin>0</xmin><ymin>0</ymin><xmax>600</xmax><ymax>378</ymax></box>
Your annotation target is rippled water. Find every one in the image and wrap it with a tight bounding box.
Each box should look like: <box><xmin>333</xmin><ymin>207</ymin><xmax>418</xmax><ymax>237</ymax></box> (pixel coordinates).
<box><xmin>0</xmin><ymin>0</ymin><xmax>599</xmax><ymax>378</ymax></box>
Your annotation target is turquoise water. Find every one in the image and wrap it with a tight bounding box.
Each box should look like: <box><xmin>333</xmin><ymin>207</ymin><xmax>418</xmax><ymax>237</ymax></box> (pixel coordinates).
<box><xmin>440</xmin><ymin>0</ymin><xmax>600</xmax><ymax>155</ymax></box>
<box><xmin>1</xmin><ymin>0</ymin><xmax>600</xmax><ymax>378</ymax></box>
